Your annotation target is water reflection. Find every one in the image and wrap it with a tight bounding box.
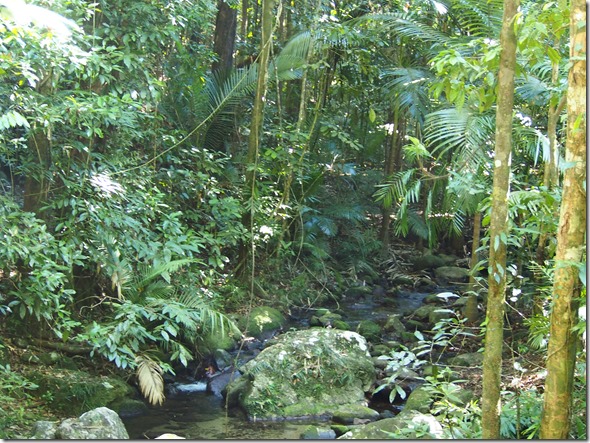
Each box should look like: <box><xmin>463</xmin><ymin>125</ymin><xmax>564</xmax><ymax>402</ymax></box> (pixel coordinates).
<box><xmin>122</xmin><ymin>391</ymin><xmax>322</xmax><ymax>440</ymax></box>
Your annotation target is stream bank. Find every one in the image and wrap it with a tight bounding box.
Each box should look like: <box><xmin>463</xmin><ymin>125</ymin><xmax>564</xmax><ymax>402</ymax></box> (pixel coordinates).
<box><xmin>121</xmin><ymin>286</ymin><xmax>466</xmax><ymax>439</ymax></box>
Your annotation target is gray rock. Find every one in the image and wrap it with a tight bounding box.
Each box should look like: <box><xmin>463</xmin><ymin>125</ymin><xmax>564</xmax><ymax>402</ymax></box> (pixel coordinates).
<box><xmin>30</xmin><ymin>421</ymin><xmax>58</xmax><ymax>439</ymax></box>
<box><xmin>56</xmin><ymin>407</ymin><xmax>129</xmax><ymax>439</ymax></box>
<box><xmin>213</xmin><ymin>348</ymin><xmax>234</xmax><ymax>370</ymax></box>
<box><xmin>208</xmin><ymin>368</ymin><xmax>241</xmax><ymax>397</ymax></box>
<box><xmin>226</xmin><ymin>328</ymin><xmax>375</xmax><ymax>420</ymax></box>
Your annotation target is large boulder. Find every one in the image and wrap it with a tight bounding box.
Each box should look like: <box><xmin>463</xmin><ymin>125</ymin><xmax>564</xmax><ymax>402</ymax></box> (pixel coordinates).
<box><xmin>338</xmin><ymin>409</ymin><xmax>443</xmax><ymax>439</ymax></box>
<box><xmin>55</xmin><ymin>407</ymin><xmax>129</xmax><ymax>439</ymax></box>
<box><xmin>226</xmin><ymin>328</ymin><xmax>375</xmax><ymax>420</ymax></box>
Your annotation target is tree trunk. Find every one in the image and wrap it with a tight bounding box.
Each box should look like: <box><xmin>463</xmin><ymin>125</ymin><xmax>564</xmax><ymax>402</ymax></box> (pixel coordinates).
<box><xmin>212</xmin><ymin>0</ymin><xmax>237</xmax><ymax>76</ymax></box>
<box><xmin>236</xmin><ymin>0</ymin><xmax>276</xmax><ymax>277</ymax></box>
<box><xmin>480</xmin><ymin>0</ymin><xmax>519</xmax><ymax>437</ymax></box>
<box><xmin>379</xmin><ymin>110</ymin><xmax>403</xmax><ymax>252</ymax></box>
<box><xmin>535</xmin><ymin>74</ymin><xmax>567</xmax><ymax>265</ymax></box>
<box><xmin>23</xmin><ymin>74</ymin><xmax>54</xmax><ymax>218</ymax></box>
<box><xmin>464</xmin><ymin>211</ymin><xmax>482</xmax><ymax>324</ymax></box>
<box><xmin>539</xmin><ymin>0</ymin><xmax>586</xmax><ymax>437</ymax></box>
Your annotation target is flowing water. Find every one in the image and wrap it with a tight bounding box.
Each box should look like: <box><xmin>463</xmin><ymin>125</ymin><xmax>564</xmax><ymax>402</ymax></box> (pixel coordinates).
<box><xmin>122</xmin><ymin>290</ymin><xmax>433</xmax><ymax>439</ymax></box>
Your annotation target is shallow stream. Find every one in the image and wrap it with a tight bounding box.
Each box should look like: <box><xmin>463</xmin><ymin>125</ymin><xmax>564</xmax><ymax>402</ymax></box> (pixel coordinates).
<box><xmin>122</xmin><ymin>290</ymin><xmax>432</xmax><ymax>439</ymax></box>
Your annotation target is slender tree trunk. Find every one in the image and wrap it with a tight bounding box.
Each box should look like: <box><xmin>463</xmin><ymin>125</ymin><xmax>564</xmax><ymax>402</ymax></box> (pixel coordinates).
<box><xmin>379</xmin><ymin>110</ymin><xmax>403</xmax><ymax>252</ymax></box>
<box><xmin>535</xmin><ymin>78</ymin><xmax>567</xmax><ymax>265</ymax></box>
<box><xmin>23</xmin><ymin>74</ymin><xmax>54</xmax><ymax>218</ymax></box>
<box><xmin>539</xmin><ymin>0</ymin><xmax>586</xmax><ymax>437</ymax></box>
<box><xmin>464</xmin><ymin>211</ymin><xmax>482</xmax><ymax>324</ymax></box>
<box><xmin>236</xmin><ymin>0</ymin><xmax>276</xmax><ymax>277</ymax></box>
<box><xmin>480</xmin><ymin>0</ymin><xmax>519</xmax><ymax>437</ymax></box>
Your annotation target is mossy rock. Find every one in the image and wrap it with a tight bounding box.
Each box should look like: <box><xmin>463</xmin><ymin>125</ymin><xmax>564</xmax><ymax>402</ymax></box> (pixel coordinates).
<box><xmin>227</xmin><ymin>328</ymin><xmax>374</xmax><ymax>420</ymax></box>
<box><xmin>301</xmin><ymin>425</ymin><xmax>336</xmax><ymax>439</ymax></box>
<box><xmin>310</xmin><ymin>311</ymin><xmax>343</xmax><ymax>328</ymax></box>
<box><xmin>404</xmin><ymin>386</ymin><xmax>434</xmax><ymax>413</ymax></box>
<box><xmin>383</xmin><ymin>314</ymin><xmax>406</xmax><ymax>335</ymax></box>
<box><xmin>199</xmin><ymin>329</ymin><xmax>239</xmax><ymax>353</ymax></box>
<box><xmin>109</xmin><ymin>398</ymin><xmax>148</xmax><ymax>418</ymax></box>
<box><xmin>433</xmin><ymin>266</ymin><xmax>470</xmax><ymax>284</ymax></box>
<box><xmin>345</xmin><ymin>285</ymin><xmax>374</xmax><ymax>299</ymax></box>
<box><xmin>331</xmin><ymin>424</ymin><xmax>350</xmax><ymax>437</ymax></box>
<box><xmin>413</xmin><ymin>304</ymin><xmax>439</xmax><ymax>321</ymax></box>
<box><xmin>412</xmin><ymin>254</ymin><xmax>446</xmax><ymax>271</ymax></box>
<box><xmin>239</xmin><ymin>306</ymin><xmax>286</xmax><ymax>339</ymax></box>
<box><xmin>356</xmin><ymin>320</ymin><xmax>381</xmax><ymax>342</ymax></box>
<box><xmin>332</xmin><ymin>404</ymin><xmax>380</xmax><ymax>424</ymax></box>
<box><xmin>332</xmin><ymin>320</ymin><xmax>351</xmax><ymax>331</ymax></box>
<box><xmin>447</xmin><ymin>352</ymin><xmax>484</xmax><ymax>367</ymax></box>
<box><xmin>339</xmin><ymin>410</ymin><xmax>443</xmax><ymax>439</ymax></box>
<box><xmin>370</xmin><ymin>344</ymin><xmax>390</xmax><ymax>357</ymax></box>
<box><xmin>24</xmin><ymin>368</ymin><xmax>134</xmax><ymax>415</ymax></box>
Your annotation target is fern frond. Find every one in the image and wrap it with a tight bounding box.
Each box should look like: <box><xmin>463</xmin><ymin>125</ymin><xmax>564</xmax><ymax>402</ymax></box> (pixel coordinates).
<box><xmin>135</xmin><ymin>355</ymin><xmax>165</xmax><ymax>406</ymax></box>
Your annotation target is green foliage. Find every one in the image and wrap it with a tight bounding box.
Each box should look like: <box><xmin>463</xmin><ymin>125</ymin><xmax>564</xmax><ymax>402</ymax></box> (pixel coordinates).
<box><xmin>0</xmin><ymin>197</ymin><xmax>81</xmax><ymax>337</ymax></box>
<box><xmin>500</xmin><ymin>389</ymin><xmax>543</xmax><ymax>439</ymax></box>
<box><xmin>414</xmin><ymin>315</ymin><xmax>477</xmax><ymax>364</ymax></box>
<box><xmin>0</xmin><ymin>364</ymin><xmax>38</xmax><ymax>400</ymax></box>
<box><xmin>422</xmin><ymin>368</ymin><xmax>482</xmax><ymax>439</ymax></box>
<box><xmin>373</xmin><ymin>345</ymin><xmax>426</xmax><ymax>402</ymax></box>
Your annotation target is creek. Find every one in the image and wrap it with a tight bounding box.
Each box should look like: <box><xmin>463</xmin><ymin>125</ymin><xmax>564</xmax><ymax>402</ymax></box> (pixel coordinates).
<box><xmin>122</xmin><ymin>289</ymin><xmax>432</xmax><ymax>439</ymax></box>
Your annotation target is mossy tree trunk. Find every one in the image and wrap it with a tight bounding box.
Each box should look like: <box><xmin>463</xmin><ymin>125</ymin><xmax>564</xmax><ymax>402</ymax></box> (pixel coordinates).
<box><xmin>480</xmin><ymin>0</ymin><xmax>519</xmax><ymax>437</ymax></box>
<box><xmin>539</xmin><ymin>0</ymin><xmax>586</xmax><ymax>437</ymax></box>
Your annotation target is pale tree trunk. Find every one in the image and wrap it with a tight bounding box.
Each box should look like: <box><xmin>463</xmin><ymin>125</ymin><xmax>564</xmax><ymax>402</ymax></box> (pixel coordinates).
<box><xmin>24</xmin><ymin>73</ymin><xmax>53</xmax><ymax>218</ymax></box>
<box><xmin>237</xmin><ymin>0</ymin><xmax>276</xmax><ymax>277</ymax></box>
<box><xmin>535</xmin><ymin>67</ymin><xmax>567</xmax><ymax>265</ymax></box>
<box><xmin>539</xmin><ymin>0</ymin><xmax>586</xmax><ymax>437</ymax></box>
<box><xmin>480</xmin><ymin>0</ymin><xmax>519</xmax><ymax>437</ymax></box>
<box><xmin>379</xmin><ymin>110</ymin><xmax>404</xmax><ymax>253</ymax></box>
<box><xmin>464</xmin><ymin>211</ymin><xmax>482</xmax><ymax>324</ymax></box>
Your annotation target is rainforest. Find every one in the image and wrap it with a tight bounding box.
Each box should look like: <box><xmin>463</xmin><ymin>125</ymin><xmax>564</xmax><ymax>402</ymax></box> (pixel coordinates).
<box><xmin>0</xmin><ymin>0</ymin><xmax>586</xmax><ymax>439</ymax></box>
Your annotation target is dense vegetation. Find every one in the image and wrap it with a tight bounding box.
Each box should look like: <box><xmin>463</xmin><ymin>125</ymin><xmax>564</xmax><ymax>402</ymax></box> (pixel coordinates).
<box><xmin>0</xmin><ymin>0</ymin><xmax>585</xmax><ymax>439</ymax></box>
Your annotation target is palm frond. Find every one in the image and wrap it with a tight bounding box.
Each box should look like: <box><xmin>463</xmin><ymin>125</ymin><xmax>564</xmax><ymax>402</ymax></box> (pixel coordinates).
<box><xmin>135</xmin><ymin>354</ymin><xmax>165</xmax><ymax>406</ymax></box>
<box><xmin>425</xmin><ymin>108</ymin><xmax>494</xmax><ymax>169</ymax></box>
<box><xmin>350</xmin><ymin>12</ymin><xmax>449</xmax><ymax>45</ymax></box>
<box><xmin>448</xmin><ymin>0</ymin><xmax>504</xmax><ymax>36</ymax></box>
<box><xmin>373</xmin><ymin>169</ymin><xmax>417</xmax><ymax>209</ymax></box>
<box><xmin>381</xmin><ymin>67</ymin><xmax>433</xmax><ymax>122</ymax></box>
